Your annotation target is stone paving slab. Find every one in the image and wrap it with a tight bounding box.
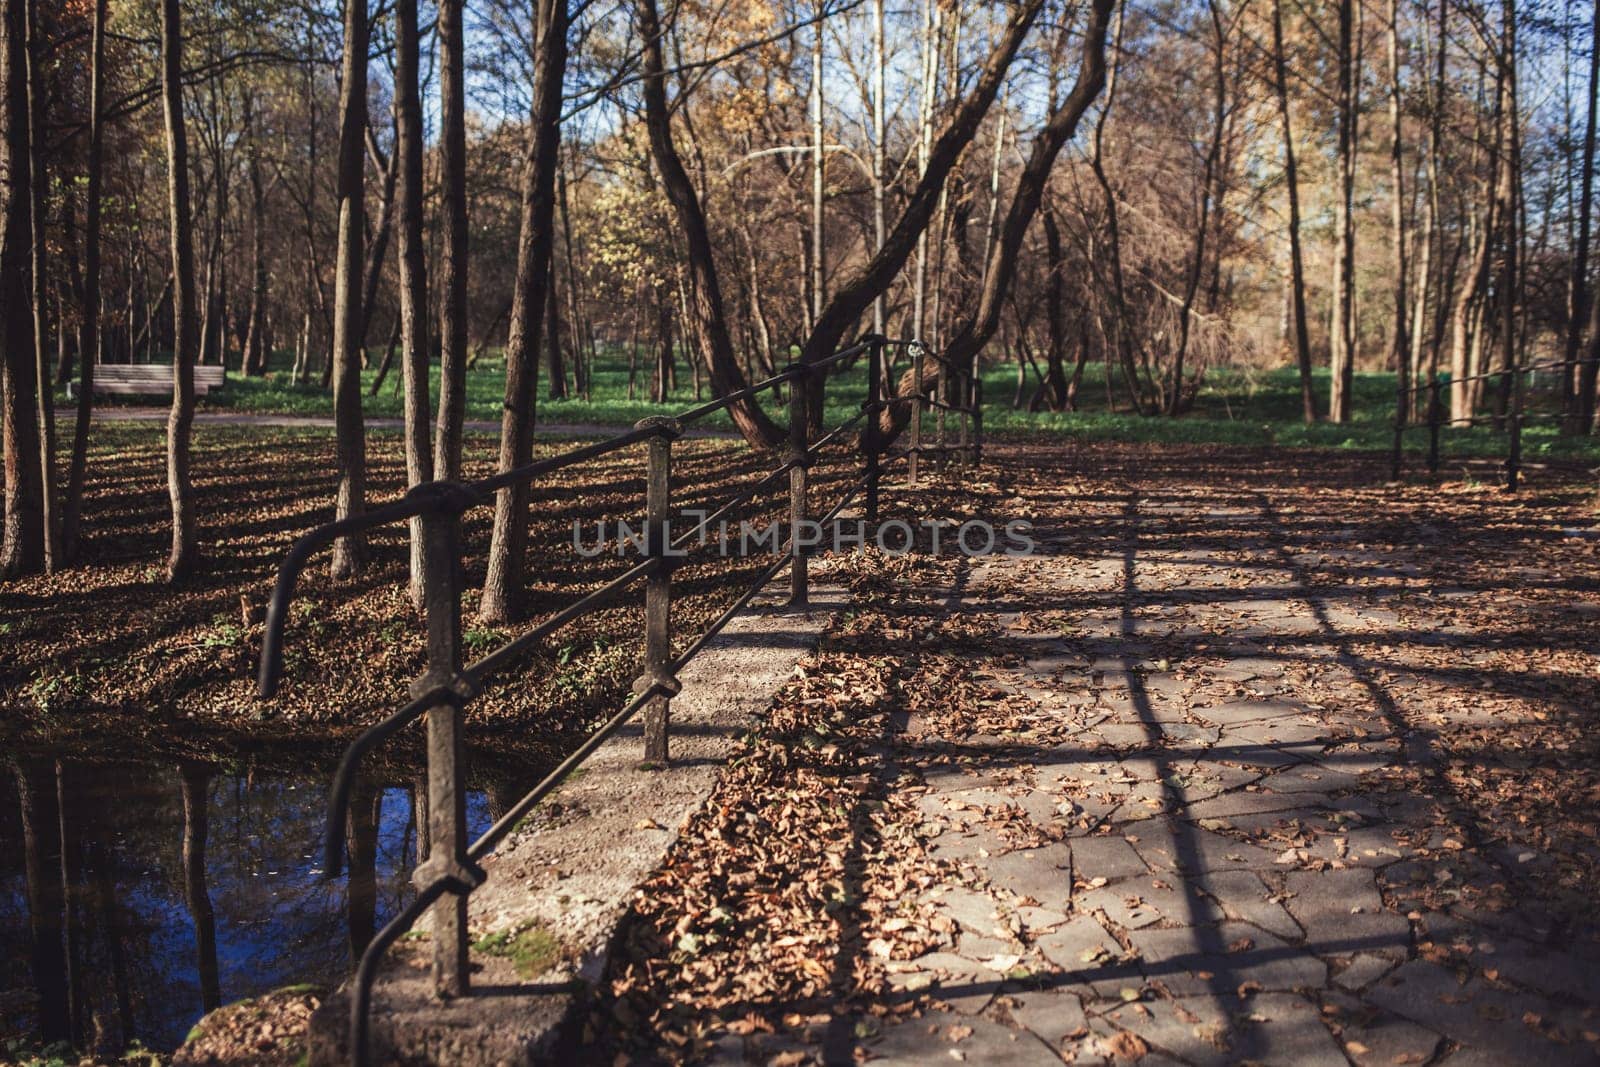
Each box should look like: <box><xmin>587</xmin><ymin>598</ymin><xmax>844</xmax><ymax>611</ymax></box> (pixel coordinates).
<box><xmin>806</xmin><ymin>489</ymin><xmax>1600</xmax><ymax>1066</ymax></box>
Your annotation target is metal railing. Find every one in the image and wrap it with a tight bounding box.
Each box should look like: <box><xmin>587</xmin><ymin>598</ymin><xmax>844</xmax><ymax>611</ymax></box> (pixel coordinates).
<box><xmin>252</xmin><ymin>336</ymin><xmax>981</xmax><ymax>1065</ymax></box>
<box><xmin>1388</xmin><ymin>356</ymin><xmax>1595</xmax><ymax>490</ymax></box>
<box><xmin>906</xmin><ymin>344</ymin><xmax>983</xmax><ymax>486</ymax></box>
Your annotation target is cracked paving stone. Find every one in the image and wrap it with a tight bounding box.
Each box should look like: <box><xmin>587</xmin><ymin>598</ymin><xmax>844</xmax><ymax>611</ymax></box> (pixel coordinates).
<box><xmin>861</xmin><ymin>1010</ymin><xmax>1065</xmax><ymax>1066</ymax></box>
<box><xmin>1196</xmin><ymin>869</ymin><xmax>1301</xmax><ymax>941</ymax></box>
<box><xmin>1285</xmin><ymin>868</ymin><xmax>1411</xmax><ymax>960</ymax></box>
<box><xmin>1125</xmin><ymin>922</ymin><xmax>1328</xmax><ymax>996</ymax></box>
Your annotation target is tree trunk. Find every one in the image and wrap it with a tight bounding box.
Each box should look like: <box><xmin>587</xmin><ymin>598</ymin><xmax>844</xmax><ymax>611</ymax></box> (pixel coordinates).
<box><xmin>636</xmin><ymin>0</ymin><xmax>780</xmax><ymax>448</ymax></box>
<box><xmin>1563</xmin><ymin>0</ymin><xmax>1598</xmax><ymax>427</ymax></box>
<box><xmin>25</xmin><ymin>0</ymin><xmax>56</xmax><ymax>568</ymax></box>
<box><xmin>911</xmin><ymin>0</ymin><xmax>943</xmax><ymax>341</ymax></box>
<box><xmin>1087</xmin><ymin>6</ymin><xmax>1145</xmax><ymax>413</ymax></box>
<box><xmin>547</xmin><ymin>242</ymin><xmax>568</xmax><ymax>400</ymax></box>
<box><xmin>329</xmin><ymin>0</ymin><xmax>369</xmax><ymax>580</ymax></box>
<box><xmin>1329</xmin><ymin>0</ymin><xmax>1361</xmax><ymax>422</ymax></box>
<box><xmin>1041</xmin><ymin>207</ymin><xmax>1069</xmax><ymax>410</ymax></box>
<box><xmin>871</xmin><ymin>0</ymin><xmax>887</xmax><ymax>335</ymax></box>
<box><xmin>396</xmin><ymin>0</ymin><xmax>434</xmax><ymax>610</ymax></box>
<box><xmin>160</xmin><ymin>0</ymin><xmax>198</xmax><ymax>581</ymax></box>
<box><xmin>1272</xmin><ymin>0</ymin><xmax>1317</xmax><ymax>421</ymax></box>
<box><xmin>653</xmin><ymin>290</ymin><xmax>672</xmax><ymax>403</ymax></box>
<box><xmin>1581</xmin><ymin>260</ymin><xmax>1600</xmax><ymax>431</ymax></box>
<box><xmin>435</xmin><ymin>0</ymin><xmax>468</xmax><ymax>479</ymax></box>
<box><xmin>1387</xmin><ymin>0</ymin><xmax>1410</xmax><ymax>422</ymax></box>
<box><xmin>1491</xmin><ymin>0</ymin><xmax>1519</xmax><ymax>428</ymax></box>
<box><xmin>1</xmin><ymin>0</ymin><xmax>43</xmax><ymax>577</ymax></box>
<box><xmin>933</xmin><ymin>0</ymin><xmax>1116</xmax><ymax>403</ymax></box>
<box><xmin>241</xmin><ymin>95</ymin><xmax>270</xmax><ymax>376</ymax></box>
<box><xmin>479</xmin><ymin>0</ymin><xmax>567</xmax><ymax>624</ymax></box>
<box><xmin>546</xmin><ymin>249</ymin><xmax>566</xmax><ymax>398</ymax></box>
<box><xmin>801</xmin><ymin>0</ymin><xmax>1047</xmax><ymax>377</ymax></box>
<box><xmin>1163</xmin><ymin>0</ymin><xmax>1227</xmax><ymax>415</ymax></box>
<box><xmin>62</xmin><ymin>0</ymin><xmax>105</xmax><ymax>559</ymax></box>
<box><xmin>1450</xmin><ymin>215</ymin><xmax>1490</xmax><ymax>421</ymax></box>
<box><xmin>179</xmin><ymin>766</ymin><xmax>220</xmax><ymax>1012</ymax></box>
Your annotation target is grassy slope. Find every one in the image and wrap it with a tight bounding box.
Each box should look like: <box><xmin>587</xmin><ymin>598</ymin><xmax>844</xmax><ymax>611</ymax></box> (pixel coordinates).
<box><xmin>86</xmin><ymin>347</ymin><xmax>1600</xmax><ymax>462</ymax></box>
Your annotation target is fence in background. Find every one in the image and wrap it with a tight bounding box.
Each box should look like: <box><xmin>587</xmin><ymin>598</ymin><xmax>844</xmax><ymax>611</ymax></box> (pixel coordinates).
<box><xmin>1389</xmin><ymin>356</ymin><xmax>1594</xmax><ymax>490</ymax></box>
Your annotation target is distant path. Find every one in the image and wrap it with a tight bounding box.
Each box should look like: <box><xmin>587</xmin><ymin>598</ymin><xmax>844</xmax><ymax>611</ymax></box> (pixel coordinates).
<box><xmin>93</xmin><ymin>407</ymin><xmax>741</xmax><ymax>439</ymax></box>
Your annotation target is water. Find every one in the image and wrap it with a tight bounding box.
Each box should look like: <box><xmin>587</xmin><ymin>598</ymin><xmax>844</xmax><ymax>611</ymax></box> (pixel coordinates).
<box><xmin>0</xmin><ymin>750</ymin><xmax>543</xmax><ymax>1056</ymax></box>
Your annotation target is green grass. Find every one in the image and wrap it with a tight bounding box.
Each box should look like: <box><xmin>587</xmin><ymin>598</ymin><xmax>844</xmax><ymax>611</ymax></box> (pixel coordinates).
<box><xmin>82</xmin><ymin>346</ymin><xmax>1600</xmax><ymax>463</ymax></box>
<box><xmin>473</xmin><ymin>924</ymin><xmax>562</xmax><ymax>978</ymax></box>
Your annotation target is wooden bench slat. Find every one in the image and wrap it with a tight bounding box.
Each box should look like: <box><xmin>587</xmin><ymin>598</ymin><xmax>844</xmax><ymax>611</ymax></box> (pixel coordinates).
<box><xmin>68</xmin><ymin>364</ymin><xmax>224</xmax><ymax>400</ymax></box>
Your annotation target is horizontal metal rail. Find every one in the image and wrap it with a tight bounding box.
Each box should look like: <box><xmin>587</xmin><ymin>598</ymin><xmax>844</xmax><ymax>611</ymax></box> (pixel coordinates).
<box><xmin>253</xmin><ymin>335</ymin><xmax>980</xmax><ymax>1067</ymax></box>
<box><xmin>1389</xmin><ymin>354</ymin><xmax>1598</xmax><ymax>490</ymax></box>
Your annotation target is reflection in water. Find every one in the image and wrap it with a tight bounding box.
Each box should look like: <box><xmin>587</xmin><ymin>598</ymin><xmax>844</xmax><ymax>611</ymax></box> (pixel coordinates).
<box><xmin>0</xmin><ymin>753</ymin><xmax>533</xmax><ymax>1055</ymax></box>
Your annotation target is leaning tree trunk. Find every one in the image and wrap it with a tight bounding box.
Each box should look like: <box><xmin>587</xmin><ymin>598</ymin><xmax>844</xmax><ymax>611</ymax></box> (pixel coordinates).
<box><xmin>329</xmin><ymin>0</ymin><xmax>369</xmax><ymax>579</ymax></box>
<box><xmin>0</xmin><ymin>0</ymin><xmax>43</xmax><ymax>577</ymax></box>
<box><xmin>928</xmin><ymin>0</ymin><xmax>1116</xmax><ymax>410</ymax></box>
<box><xmin>801</xmin><ymin>0</ymin><xmax>1049</xmax><ymax>378</ymax></box>
<box><xmin>160</xmin><ymin>0</ymin><xmax>198</xmax><ymax>581</ymax></box>
<box><xmin>635</xmin><ymin>0</ymin><xmax>781</xmax><ymax>448</ymax></box>
<box><xmin>479</xmin><ymin>0</ymin><xmax>567</xmax><ymax>624</ymax></box>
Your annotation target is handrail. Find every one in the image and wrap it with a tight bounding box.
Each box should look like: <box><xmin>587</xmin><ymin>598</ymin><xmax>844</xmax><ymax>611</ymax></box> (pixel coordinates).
<box><xmin>255</xmin><ymin>334</ymin><xmax>983</xmax><ymax>1065</ymax></box>
<box><xmin>1388</xmin><ymin>352</ymin><xmax>1597</xmax><ymax>489</ymax></box>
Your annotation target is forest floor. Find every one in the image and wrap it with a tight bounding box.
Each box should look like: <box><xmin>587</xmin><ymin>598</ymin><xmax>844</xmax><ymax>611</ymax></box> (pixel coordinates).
<box><xmin>587</xmin><ymin>442</ymin><xmax>1600</xmax><ymax>1065</ymax></box>
<box><xmin>5</xmin><ymin>433</ymin><xmax>1599</xmax><ymax>1063</ymax></box>
<box><xmin>0</xmin><ymin>422</ymin><xmax>866</xmax><ymax>763</ymax></box>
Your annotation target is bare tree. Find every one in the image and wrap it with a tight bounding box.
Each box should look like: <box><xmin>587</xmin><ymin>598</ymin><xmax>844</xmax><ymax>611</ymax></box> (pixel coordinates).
<box><xmin>636</xmin><ymin>0</ymin><xmax>782</xmax><ymax>448</ymax></box>
<box><xmin>435</xmin><ymin>0</ymin><xmax>469</xmax><ymax>479</ymax></box>
<box><xmin>1330</xmin><ymin>0</ymin><xmax>1362</xmax><ymax>422</ymax></box>
<box><xmin>1271</xmin><ymin>0</ymin><xmax>1317</xmax><ymax>421</ymax></box>
<box><xmin>0</xmin><ymin>0</ymin><xmax>42</xmax><ymax>576</ymax></box>
<box><xmin>62</xmin><ymin>0</ymin><xmax>106</xmax><ymax>558</ymax></box>
<box><xmin>329</xmin><ymin>0</ymin><xmax>370</xmax><ymax>579</ymax></box>
<box><xmin>480</xmin><ymin>0</ymin><xmax>569</xmax><ymax>624</ymax></box>
<box><xmin>160</xmin><ymin>0</ymin><xmax>199</xmax><ymax>581</ymax></box>
<box><xmin>801</xmin><ymin>0</ymin><xmax>1049</xmax><ymax>373</ymax></box>
<box><xmin>937</xmin><ymin>0</ymin><xmax>1118</xmax><ymax>388</ymax></box>
<box><xmin>1562</xmin><ymin>0</ymin><xmax>1597</xmax><ymax>430</ymax></box>
<box><xmin>396</xmin><ymin>0</ymin><xmax>434</xmax><ymax>609</ymax></box>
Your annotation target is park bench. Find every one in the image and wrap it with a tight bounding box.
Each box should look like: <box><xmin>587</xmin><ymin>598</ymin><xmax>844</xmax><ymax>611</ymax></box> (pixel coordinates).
<box><xmin>67</xmin><ymin>363</ymin><xmax>227</xmax><ymax>400</ymax></box>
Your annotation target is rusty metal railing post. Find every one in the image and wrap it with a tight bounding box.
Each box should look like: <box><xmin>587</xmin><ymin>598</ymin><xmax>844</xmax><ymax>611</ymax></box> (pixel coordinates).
<box><xmin>972</xmin><ymin>375</ymin><xmax>983</xmax><ymax>467</ymax></box>
<box><xmin>787</xmin><ymin>363</ymin><xmax>810</xmax><ymax>606</ymax></box>
<box><xmin>1427</xmin><ymin>375</ymin><xmax>1442</xmax><ymax>475</ymax></box>
<box><xmin>865</xmin><ymin>339</ymin><xmax>883</xmax><ymax>526</ymax></box>
<box><xmin>635</xmin><ymin>416</ymin><xmax>681</xmax><ymax>764</ymax></box>
<box><xmin>411</xmin><ymin>502</ymin><xmax>480</xmax><ymax>1000</ymax></box>
<box><xmin>908</xmin><ymin>342</ymin><xmax>924</xmax><ymax>487</ymax></box>
<box><xmin>935</xmin><ymin>357</ymin><xmax>948</xmax><ymax>475</ymax></box>
<box><xmin>1390</xmin><ymin>373</ymin><xmax>1407</xmax><ymax>481</ymax></box>
<box><xmin>957</xmin><ymin>365</ymin><xmax>970</xmax><ymax>470</ymax></box>
<box><xmin>1505</xmin><ymin>366</ymin><xmax>1525</xmax><ymax>493</ymax></box>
